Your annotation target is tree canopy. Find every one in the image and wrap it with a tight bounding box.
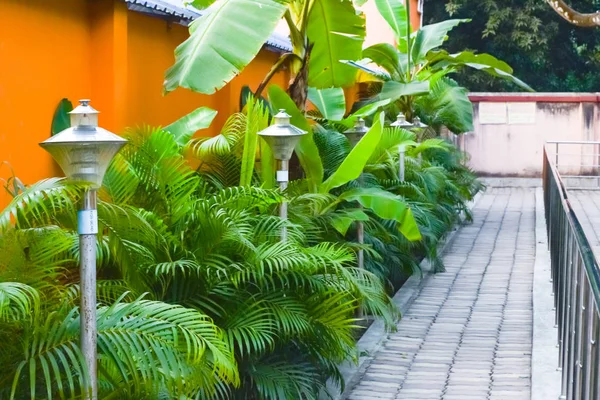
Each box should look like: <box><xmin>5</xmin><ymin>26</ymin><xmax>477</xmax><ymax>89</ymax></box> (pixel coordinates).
<box><xmin>424</xmin><ymin>0</ymin><xmax>600</xmax><ymax>92</ymax></box>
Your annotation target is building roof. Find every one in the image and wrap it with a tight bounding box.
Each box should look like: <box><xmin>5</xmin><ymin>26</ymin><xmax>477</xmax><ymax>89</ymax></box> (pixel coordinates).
<box><xmin>124</xmin><ymin>0</ymin><xmax>293</xmax><ymax>52</ymax></box>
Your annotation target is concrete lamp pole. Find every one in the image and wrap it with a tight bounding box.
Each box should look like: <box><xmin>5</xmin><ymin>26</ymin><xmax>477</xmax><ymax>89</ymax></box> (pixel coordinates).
<box><xmin>343</xmin><ymin>118</ymin><xmax>370</xmax><ymax>272</ymax></box>
<box><xmin>258</xmin><ymin>109</ymin><xmax>306</xmax><ymax>241</ymax></box>
<box><xmin>391</xmin><ymin>112</ymin><xmax>414</xmax><ymax>181</ymax></box>
<box><xmin>40</xmin><ymin>100</ymin><xmax>127</xmax><ymax>400</ymax></box>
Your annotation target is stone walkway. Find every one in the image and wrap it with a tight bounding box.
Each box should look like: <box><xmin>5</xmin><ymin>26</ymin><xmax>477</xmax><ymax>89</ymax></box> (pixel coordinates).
<box><xmin>344</xmin><ymin>188</ymin><xmax>535</xmax><ymax>400</ymax></box>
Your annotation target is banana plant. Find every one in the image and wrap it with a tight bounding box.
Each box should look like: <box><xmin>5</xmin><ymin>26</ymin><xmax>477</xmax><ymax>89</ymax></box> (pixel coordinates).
<box><xmin>164</xmin><ymin>0</ymin><xmax>366</xmax><ymax>111</ymax></box>
<box><xmin>343</xmin><ymin>0</ymin><xmax>532</xmax><ymax>133</ymax></box>
<box><xmin>271</xmin><ymin>91</ymin><xmax>421</xmax><ymax>242</ymax></box>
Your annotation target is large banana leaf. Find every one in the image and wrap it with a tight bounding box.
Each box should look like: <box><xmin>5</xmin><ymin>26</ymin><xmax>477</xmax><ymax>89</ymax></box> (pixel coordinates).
<box><xmin>308</xmin><ymin>87</ymin><xmax>346</xmax><ymax>121</ymax></box>
<box><xmin>164</xmin><ymin>0</ymin><xmax>287</xmax><ymax>95</ymax></box>
<box><xmin>330</xmin><ymin>209</ymin><xmax>369</xmax><ymax>236</ymax></box>
<box><xmin>164</xmin><ymin>107</ymin><xmax>218</xmax><ymax>146</ymax></box>
<box><xmin>363</xmin><ymin>43</ymin><xmax>406</xmax><ymax>80</ymax></box>
<box><xmin>268</xmin><ymin>85</ymin><xmax>324</xmax><ymax>191</ymax></box>
<box><xmin>340</xmin><ymin>59</ymin><xmax>391</xmax><ymax>81</ymax></box>
<box><xmin>319</xmin><ymin>113</ymin><xmax>384</xmax><ymax>193</ymax></box>
<box><xmin>411</xmin><ymin>19</ymin><xmax>469</xmax><ymax>63</ymax></box>
<box><xmin>307</xmin><ymin>0</ymin><xmax>366</xmax><ymax>88</ymax></box>
<box><xmin>379</xmin><ymin>80</ymin><xmax>430</xmax><ymax>102</ymax></box>
<box><xmin>429</xmin><ymin>51</ymin><xmax>533</xmax><ymax>91</ymax></box>
<box><xmin>373</xmin><ymin>0</ymin><xmax>408</xmax><ymax>41</ymax></box>
<box><xmin>339</xmin><ymin>187</ymin><xmax>422</xmax><ymax>241</ymax></box>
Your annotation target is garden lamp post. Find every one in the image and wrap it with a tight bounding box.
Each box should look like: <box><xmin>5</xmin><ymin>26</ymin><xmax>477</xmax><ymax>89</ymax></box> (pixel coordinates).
<box><xmin>412</xmin><ymin>116</ymin><xmax>428</xmax><ymax>129</ymax></box>
<box><xmin>411</xmin><ymin>116</ymin><xmax>429</xmax><ymax>162</ymax></box>
<box><xmin>391</xmin><ymin>112</ymin><xmax>414</xmax><ymax>181</ymax></box>
<box><xmin>344</xmin><ymin>118</ymin><xmax>370</xmax><ymax>271</ymax></box>
<box><xmin>258</xmin><ymin>109</ymin><xmax>306</xmax><ymax>241</ymax></box>
<box><xmin>40</xmin><ymin>99</ymin><xmax>127</xmax><ymax>400</ymax></box>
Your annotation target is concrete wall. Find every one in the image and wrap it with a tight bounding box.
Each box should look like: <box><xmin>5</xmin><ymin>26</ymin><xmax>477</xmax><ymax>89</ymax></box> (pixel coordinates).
<box><xmin>459</xmin><ymin>93</ymin><xmax>600</xmax><ymax>177</ymax></box>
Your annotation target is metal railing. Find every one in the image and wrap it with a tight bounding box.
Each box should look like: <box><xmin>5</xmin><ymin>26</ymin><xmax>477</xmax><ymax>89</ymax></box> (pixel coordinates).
<box><xmin>543</xmin><ymin>145</ymin><xmax>600</xmax><ymax>399</ymax></box>
<box><xmin>548</xmin><ymin>141</ymin><xmax>600</xmax><ymax>189</ymax></box>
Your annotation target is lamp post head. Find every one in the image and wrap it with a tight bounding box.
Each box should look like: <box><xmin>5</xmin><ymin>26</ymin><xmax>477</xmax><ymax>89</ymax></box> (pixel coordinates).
<box><xmin>39</xmin><ymin>99</ymin><xmax>127</xmax><ymax>188</ymax></box>
<box><xmin>390</xmin><ymin>112</ymin><xmax>414</xmax><ymax>129</ymax></box>
<box><xmin>344</xmin><ymin>117</ymin><xmax>370</xmax><ymax>148</ymax></box>
<box><xmin>412</xmin><ymin>116</ymin><xmax>428</xmax><ymax>129</ymax></box>
<box><xmin>258</xmin><ymin>109</ymin><xmax>307</xmax><ymax>161</ymax></box>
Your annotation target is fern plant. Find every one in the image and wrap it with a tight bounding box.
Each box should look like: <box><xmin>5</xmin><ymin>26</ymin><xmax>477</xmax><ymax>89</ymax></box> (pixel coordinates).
<box><xmin>0</xmin><ymin>100</ymin><xmax>397</xmax><ymax>399</ymax></box>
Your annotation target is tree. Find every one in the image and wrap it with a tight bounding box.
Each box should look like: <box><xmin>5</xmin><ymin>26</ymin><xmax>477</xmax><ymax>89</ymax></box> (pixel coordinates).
<box><xmin>425</xmin><ymin>0</ymin><xmax>600</xmax><ymax>92</ymax></box>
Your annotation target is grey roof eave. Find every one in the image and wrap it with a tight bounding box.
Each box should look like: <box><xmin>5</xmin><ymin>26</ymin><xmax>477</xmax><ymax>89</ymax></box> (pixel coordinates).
<box><xmin>124</xmin><ymin>0</ymin><xmax>293</xmax><ymax>53</ymax></box>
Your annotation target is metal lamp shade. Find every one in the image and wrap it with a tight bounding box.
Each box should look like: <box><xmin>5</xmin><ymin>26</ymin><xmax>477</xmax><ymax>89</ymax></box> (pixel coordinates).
<box><xmin>412</xmin><ymin>116</ymin><xmax>428</xmax><ymax>129</ymax></box>
<box><xmin>258</xmin><ymin>109</ymin><xmax>307</xmax><ymax>161</ymax></box>
<box><xmin>391</xmin><ymin>112</ymin><xmax>414</xmax><ymax>129</ymax></box>
<box><xmin>40</xmin><ymin>100</ymin><xmax>127</xmax><ymax>188</ymax></box>
<box><xmin>344</xmin><ymin>117</ymin><xmax>370</xmax><ymax>148</ymax></box>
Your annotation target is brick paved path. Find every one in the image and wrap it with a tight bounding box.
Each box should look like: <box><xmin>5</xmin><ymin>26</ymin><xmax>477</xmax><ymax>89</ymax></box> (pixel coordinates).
<box><xmin>345</xmin><ymin>188</ymin><xmax>535</xmax><ymax>400</ymax></box>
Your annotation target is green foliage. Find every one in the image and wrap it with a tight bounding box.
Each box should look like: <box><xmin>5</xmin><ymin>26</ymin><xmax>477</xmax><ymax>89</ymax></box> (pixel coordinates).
<box><xmin>425</xmin><ymin>0</ymin><xmax>600</xmax><ymax>91</ymax></box>
<box><xmin>164</xmin><ymin>106</ymin><xmax>218</xmax><ymax>146</ymax></box>
<box><xmin>320</xmin><ymin>113</ymin><xmax>384</xmax><ymax>193</ymax></box>
<box><xmin>51</xmin><ymin>98</ymin><xmax>73</xmax><ymax>136</ymax></box>
<box><xmin>240</xmin><ymin>96</ymin><xmax>270</xmax><ymax>187</ymax></box>
<box><xmin>343</xmin><ymin>3</ymin><xmax>529</xmax><ymax>134</ymax></box>
<box><xmin>1</xmin><ymin>109</ymin><xmax>401</xmax><ymax>398</ymax></box>
<box><xmin>374</xmin><ymin>0</ymin><xmax>409</xmax><ymax>41</ymax></box>
<box><xmin>308</xmin><ymin>87</ymin><xmax>346</xmax><ymax>121</ymax></box>
<box><xmin>163</xmin><ymin>0</ymin><xmax>287</xmax><ymax>95</ymax></box>
<box><xmin>307</xmin><ymin>0</ymin><xmax>366</xmax><ymax>88</ymax></box>
<box><xmin>415</xmin><ymin>77</ymin><xmax>474</xmax><ymax>133</ymax></box>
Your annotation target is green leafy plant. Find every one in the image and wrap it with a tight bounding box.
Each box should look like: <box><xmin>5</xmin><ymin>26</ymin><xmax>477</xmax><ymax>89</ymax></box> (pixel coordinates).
<box><xmin>343</xmin><ymin>0</ymin><xmax>531</xmax><ymax>133</ymax></box>
<box><xmin>0</xmin><ymin>98</ymin><xmax>399</xmax><ymax>399</ymax></box>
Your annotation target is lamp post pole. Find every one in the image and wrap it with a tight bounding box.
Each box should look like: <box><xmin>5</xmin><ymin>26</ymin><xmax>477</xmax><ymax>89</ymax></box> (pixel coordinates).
<box><xmin>79</xmin><ymin>189</ymin><xmax>98</xmax><ymax>398</ymax></box>
<box><xmin>277</xmin><ymin>159</ymin><xmax>289</xmax><ymax>241</ymax></box>
<box><xmin>391</xmin><ymin>113</ymin><xmax>414</xmax><ymax>182</ymax></box>
<box><xmin>40</xmin><ymin>100</ymin><xmax>127</xmax><ymax>400</ymax></box>
<box><xmin>399</xmin><ymin>147</ymin><xmax>406</xmax><ymax>181</ymax></box>
<box><xmin>258</xmin><ymin>110</ymin><xmax>306</xmax><ymax>242</ymax></box>
<box><xmin>411</xmin><ymin>116</ymin><xmax>429</xmax><ymax>162</ymax></box>
<box><xmin>344</xmin><ymin>117</ymin><xmax>370</xmax><ymax>272</ymax></box>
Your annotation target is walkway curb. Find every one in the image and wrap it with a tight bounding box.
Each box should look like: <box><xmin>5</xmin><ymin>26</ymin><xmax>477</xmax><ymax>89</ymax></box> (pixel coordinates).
<box><xmin>325</xmin><ymin>190</ymin><xmax>484</xmax><ymax>400</ymax></box>
<box><xmin>531</xmin><ymin>187</ymin><xmax>561</xmax><ymax>400</ymax></box>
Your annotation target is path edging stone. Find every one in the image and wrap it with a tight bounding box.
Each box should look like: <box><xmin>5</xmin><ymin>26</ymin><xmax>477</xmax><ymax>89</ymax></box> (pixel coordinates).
<box><xmin>531</xmin><ymin>187</ymin><xmax>561</xmax><ymax>399</ymax></box>
<box><xmin>323</xmin><ymin>190</ymin><xmax>484</xmax><ymax>400</ymax></box>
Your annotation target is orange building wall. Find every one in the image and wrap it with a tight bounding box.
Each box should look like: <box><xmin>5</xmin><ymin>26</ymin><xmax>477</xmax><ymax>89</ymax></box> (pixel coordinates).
<box><xmin>0</xmin><ymin>0</ymin><xmax>92</xmax><ymax>205</ymax></box>
<box><xmin>0</xmin><ymin>0</ymin><xmax>289</xmax><ymax>207</ymax></box>
<box><xmin>126</xmin><ymin>11</ymin><xmax>221</xmax><ymax>135</ymax></box>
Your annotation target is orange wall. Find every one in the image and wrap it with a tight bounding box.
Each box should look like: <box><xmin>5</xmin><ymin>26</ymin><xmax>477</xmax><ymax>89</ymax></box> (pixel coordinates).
<box><xmin>0</xmin><ymin>0</ymin><xmax>92</xmax><ymax>205</ymax></box>
<box><xmin>0</xmin><ymin>0</ymin><xmax>289</xmax><ymax>206</ymax></box>
<box><xmin>126</xmin><ymin>11</ymin><xmax>220</xmax><ymax>135</ymax></box>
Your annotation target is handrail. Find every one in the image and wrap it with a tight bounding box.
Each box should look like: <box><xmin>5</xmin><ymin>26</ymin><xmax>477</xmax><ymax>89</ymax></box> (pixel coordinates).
<box><xmin>547</xmin><ymin>140</ymin><xmax>600</xmax><ymax>145</ymax></box>
<box><xmin>543</xmin><ymin>145</ymin><xmax>600</xmax><ymax>399</ymax></box>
